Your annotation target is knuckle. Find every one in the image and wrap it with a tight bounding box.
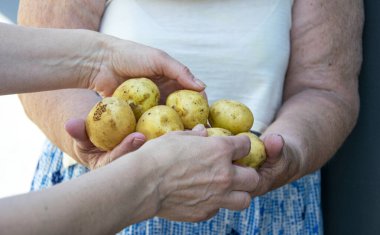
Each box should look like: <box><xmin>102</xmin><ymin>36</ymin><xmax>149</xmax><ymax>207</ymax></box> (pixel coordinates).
<box><xmin>153</xmin><ymin>49</ymin><xmax>169</xmax><ymax>60</ymax></box>
<box><xmin>180</xmin><ymin>65</ymin><xmax>192</xmax><ymax>75</ymax></box>
<box><xmin>240</xmin><ymin>193</ymin><xmax>252</xmax><ymax>210</ymax></box>
<box><xmin>219</xmin><ymin>138</ymin><xmax>235</xmax><ymax>157</ymax></box>
<box><xmin>217</xmin><ymin>170</ymin><xmax>234</xmax><ymax>190</ymax></box>
<box><xmin>191</xmin><ymin>211</ymin><xmax>209</xmax><ymax>222</ymax></box>
<box><xmin>231</xmin><ymin>193</ymin><xmax>251</xmax><ymax>211</ymax></box>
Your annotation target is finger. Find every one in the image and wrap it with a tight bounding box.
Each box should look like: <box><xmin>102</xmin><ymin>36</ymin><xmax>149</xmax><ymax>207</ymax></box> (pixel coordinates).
<box><xmin>65</xmin><ymin>118</ymin><xmax>94</xmax><ymax>150</ymax></box>
<box><xmin>225</xmin><ymin>135</ymin><xmax>251</xmax><ymax>161</ymax></box>
<box><xmin>263</xmin><ymin>134</ymin><xmax>284</xmax><ymax>164</ymax></box>
<box><xmin>220</xmin><ymin>191</ymin><xmax>251</xmax><ymax>211</ymax></box>
<box><xmin>108</xmin><ymin>132</ymin><xmax>146</xmax><ymax>162</ymax></box>
<box><xmin>231</xmin><ymin>165</ymin><xmax>259</xmax><ymax>192</ymax></box>
<box><xmin>167</xmin><ymin>125</ymin><xmax>207</xmax><ymax>137</ymax></box>
<box><xmin>200</xmin><ymin>209</ymin><xmax>219</xmax><ymax>221</ymax></box>
<box><xmin>192</xmin><ymin>124</ymin><xmax>206</xmax><ymax>132</ymax></box>
<box><xmin>200</xmin><ymin>91</ymin><xmax>208</xmax><ymax>102</ymax></box>
<box><xmin>153</xmin><ymin>50</ymin><xmax>206</xmax><ymax>91</ymax></box>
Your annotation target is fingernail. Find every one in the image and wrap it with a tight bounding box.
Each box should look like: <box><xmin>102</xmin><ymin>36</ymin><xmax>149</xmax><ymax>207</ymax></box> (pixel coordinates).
<box><xmin>272</xmin><ymin>134</ymin><xmax>284</xmax><ymax>144</ymax></box>
<box><xmin>194</xmin><ymin>78</ymin><xmax>206</xmax><ymax>88</ymax></box>
<box><xmin>132</xmin><ymin>138</ymin><xmax>145</xmax><ymax>148</ymax></box>
<box><xmin>192</xmin><ymin>124</ymin><xmax>206</xmax><ymax>132</ymax></box>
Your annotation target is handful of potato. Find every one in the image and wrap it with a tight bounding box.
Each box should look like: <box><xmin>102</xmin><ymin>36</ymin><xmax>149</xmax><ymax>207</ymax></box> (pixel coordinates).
<box><xmin>85</xmin><ymin>78</ymin><xmax>266</xmax><ymax>168</ymax></box>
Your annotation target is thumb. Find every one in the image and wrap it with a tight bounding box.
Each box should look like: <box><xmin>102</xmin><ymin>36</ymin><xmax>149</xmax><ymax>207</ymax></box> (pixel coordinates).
<box><xmin>108</xmin><ymin>132</ymin><xmax>146</xmax><ymax>162</ymax></box>
<box><xmin>65</xmin><ymin>118</ymin><xmax>94</xmax><ymax>150</ymax></box>
<box><xmin>191</xmin><ymin>124</ymin><xmax>208</xmax><ymax>137</ymax></box>
<box><xmin>153</xmin><ymin>51</ymin><xmax>206</xmax><ymax>91</ymax></box>
<box><xmin>263</xmin><ymin>134</ymin><xmax>284</xmax><ymax>165</ymax></box>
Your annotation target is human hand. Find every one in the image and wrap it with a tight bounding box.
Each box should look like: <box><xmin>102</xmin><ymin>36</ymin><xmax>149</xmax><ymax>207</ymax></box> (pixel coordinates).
<box><xmin>250</xmin><ymin>134</ymin><xmax>302</xmax><ymax>196</ymax></box>
<box><xmin>137</xmin><ymin>125</ymin><xmax>258</xmax><ymax>222</ymax></box>
<box><xmin>85</xmin><ymin>35</ymin><xmax>205</xmax><ymax>99</ymax></box>
<box><xmin>64</xmin><ymin>118</ymin><xmax>146</xmax><ymax>169</ymax></box>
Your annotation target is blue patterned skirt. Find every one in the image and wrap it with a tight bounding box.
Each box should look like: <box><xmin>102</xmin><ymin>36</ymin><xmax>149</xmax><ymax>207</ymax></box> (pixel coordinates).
<box><xmin>31</xmin><ymin>141</ymin><xmax>323</xmax><ymax>235</ymax></box>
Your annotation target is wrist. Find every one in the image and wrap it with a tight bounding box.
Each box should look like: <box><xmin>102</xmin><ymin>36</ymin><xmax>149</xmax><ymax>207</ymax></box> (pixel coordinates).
<box><xmin>116</xmin><ymin>151</ymin><xmax>162</xmax><ymax>222</ymax></box>
<box><xmin>74</xmin><ymin>30</ymin><xmax>111</xmax><ymax>91</ymax></box>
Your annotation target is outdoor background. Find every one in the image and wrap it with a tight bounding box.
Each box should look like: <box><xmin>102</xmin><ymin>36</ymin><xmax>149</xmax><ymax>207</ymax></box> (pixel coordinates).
<box><xmin>0</xmin><ymin>0</ymin><xmax>45</xmax><ymax>198</ymax></box>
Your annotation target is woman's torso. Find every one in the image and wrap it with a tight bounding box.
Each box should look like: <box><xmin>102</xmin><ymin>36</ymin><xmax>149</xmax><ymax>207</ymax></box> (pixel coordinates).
<box><xmin>100</xmin><ymin>0</ymin><xmax>293</xmax><ymax>132</ymax></box>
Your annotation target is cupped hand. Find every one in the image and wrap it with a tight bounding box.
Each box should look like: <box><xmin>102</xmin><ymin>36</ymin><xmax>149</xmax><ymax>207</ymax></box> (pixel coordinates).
<box><xmin>250</xmin><ymin>134</ymin><xmax>302</xmax><ymax>196</ymax></box>
<box><xmin>137</xmin><ymin>125</ymin><xmax>259</xmax><ymax>222</ymax></box>
<box><xmin>64</xmin><ymin>118</ymin><xmax>146</xmax><ymax>169</ymax></box>
<box><xmin>87</xmin><ymin>37</ymin><xmax>205</xmax><ymax>99</ymax></box>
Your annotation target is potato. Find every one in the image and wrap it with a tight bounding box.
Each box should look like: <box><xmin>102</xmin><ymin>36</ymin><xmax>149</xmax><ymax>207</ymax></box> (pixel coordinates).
<box><xmin>209</xmin><ymin>99</ymin><xmax>254</xmax><ymax>134</ymax></box>
<box><xmin>113</xmin><ymin>78</ymin><xmax>160</xmax><ymax>120</ymax></box>
<box><xmin>166</xmin><ymin>90</ymin><xmax>209</xmax><ymax>129</ymax></box>
<box><xmin>206</xmin><ymin>127</ymin><xmax>232</xmax><ymax>136</ymax></box>
<box><xmin>136</xmin><ymin>105</ymin><xmax>184</xmax><ymax>140</ymax></box>
<box><xmin>235</xmin><ymin>132</ymin><xmax>266</xmax><ymax>169</ymax></box>
<box><xmin>85</xmin><ymin>97</ymin><xmax>136</xmax><ymax>151</ymax></box>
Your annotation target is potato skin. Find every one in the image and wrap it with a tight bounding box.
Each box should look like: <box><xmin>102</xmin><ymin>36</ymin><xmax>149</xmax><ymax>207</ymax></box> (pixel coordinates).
<box><xmin>209</xmin><ymin>99</ymin><xmax>254</xmax><ymax>134</ymax></box>
<box><xmin>136</xmin><ymin>105</ymin><xmax>184</xmax><ymax>140</ymax></box>
<box><xmin>235</xmin><ymin>132</ymin><xmax>266</xmax><ymax>169</ymax></box>
<box><xmin>85</xmin><ymin>97</ymin><xmax>136</xmax><ymax>151</ymax></box>
<box><xmin>113</xmin><ymin>78</ymin><xmax>160</xmax><ymax>120</ymax></box>
<box><xmin>166</xmin><ymin>90</ymin><xmax>209</xmax><ymax>129</ymax></box>
<box><xmin>206</xmin><ymin>127</ymin><xmax>232</xmax><ymax>136</ymax></box>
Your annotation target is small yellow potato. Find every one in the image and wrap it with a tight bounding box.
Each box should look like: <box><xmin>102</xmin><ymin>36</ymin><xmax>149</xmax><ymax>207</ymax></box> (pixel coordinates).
<box><xmin>206</xmin><ymin>127</ymin><xmax>232</xmax><ymax>137</ymax></box>
<box><xmin>209</xmin><ymin>99</ymin><xmax>254</xmax><ymax>134</ymax></box>
<box><xmin>235</xmin><ymin>132</ymin><xmax>266</xmax><ymax>169</ymax></box>
<box><xmin>85</xmin><ymin>97</ymin><xmax>136</xmax><ymax>151</ymax></box>
<box><xmin>136</xmin><ymin>105</ymin><xmax>184</xmax><ymax>140</ymax></box>
<box><xmin>113</xmin><ymin>78</ymin><xmax>160</xmax><ymax>120</ymax></box>
<box><xmin>166</xmin><ymin>90</ymin><xmax>209</xmax><ymax>129</ymax></box>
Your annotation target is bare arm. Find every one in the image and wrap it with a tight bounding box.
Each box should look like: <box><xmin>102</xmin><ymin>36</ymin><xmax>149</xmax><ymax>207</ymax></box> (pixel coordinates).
<box><xmin>0</xmin><ymin>24</ymin><xmax>99</xmax><ymax>95</ymax></box>
<box><xmin>17</xmin><ymin>1</ymin><xmax>206</xmax><ymax>168</ymax></box>
<box><xmin>0</xmin><ymin>128</ymin><xmax>255</xmax><ymax>234</ymax></box>
<box><xmin>17</xmin><ymin>0</ymin><xmax>106</xmax><ymax>163</ymax></box>
<box><xmin>254</xmin><ymin>0</ymin><xmax>363</xmax><ymax>195</ymax></box>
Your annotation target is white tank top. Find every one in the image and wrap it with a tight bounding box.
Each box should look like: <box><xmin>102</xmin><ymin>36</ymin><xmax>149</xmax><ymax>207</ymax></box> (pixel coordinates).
<box><xmin>100</xmin><ymin>0</ymin><xmax>293</xmax><ymax>133</ymax></box>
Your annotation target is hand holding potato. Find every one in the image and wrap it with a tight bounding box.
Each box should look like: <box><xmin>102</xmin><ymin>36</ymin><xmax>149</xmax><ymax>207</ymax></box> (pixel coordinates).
<box><xmin>250</xmin><ymin>133</ymin><xmax>301</xmax><ymax>197</ymax></box>
<box><xmin>87</xmin><ymin>36</ymin><xmax>205</xmax><ymax>97</ymax></box>
<box><xmin>136</xmin><ymin>125</ymin><xmax>258</xmax><ymax>222</ymax></box>
<box><xmin>86</xmin><ymin>97</ymin><xmax>136</xmax><ymax>151</ymax></box>
<box><xmin>65</xmin><ymin>118</ymin><xmax>145</xmax><ymax>169</ymax></box>
<box><xmin>67</xmin><ymin>35</ymin><xmax>208</xmax><ymax>168</ymax></box>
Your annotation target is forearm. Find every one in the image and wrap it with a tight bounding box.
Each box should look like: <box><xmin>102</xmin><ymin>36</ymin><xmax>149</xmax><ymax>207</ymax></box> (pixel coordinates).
<box><xmin>0</xmin><ymin>24</ymin><xmax>108</xmax><ymax>95</ymax></box>
<box><xmin>19</xmin><ymin>90</ymin><xmax>100</xmax><ymax>161</ymax></box>
<box><xmin>277</xmin><ymin>0</ymin><xmax>363</xmax><ymax>179</ymax></box>
<box><xmin>17</xmin><ymin>0</ymin><xmax>106</xmax><ymax>158</ymax></box>
<box><xmin>0</xmin><ymin>153</ymin><xmax>158</xmax><ymax>235</ymax></box>
<box><xmin>18</xmin><ymin>0</ymin><xmax>106</xmax><ymax>30</ymax></box>
<box><xmin>255</xmin><ymin>0</ymin><xmax>363</xmax><ymax>194</ymax></box>
<box><xmin>263</xmin><ymin>88</ymin><xmax>359</xmax><ymax>183</ymax></box>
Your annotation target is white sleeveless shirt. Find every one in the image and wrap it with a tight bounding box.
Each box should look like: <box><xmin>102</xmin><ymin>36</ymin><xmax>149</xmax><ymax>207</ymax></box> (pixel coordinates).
<box><xmin>100</xmin><ymin>0</ymin><xmax>293</xmax><ymax>133</ymax></box>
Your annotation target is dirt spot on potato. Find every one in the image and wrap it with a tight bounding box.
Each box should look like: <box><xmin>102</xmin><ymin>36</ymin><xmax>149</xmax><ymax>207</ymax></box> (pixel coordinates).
<box><xmin>109</xmin><ymin>119</ymin><xmax>116</xmax><ymax>129</ymax></box>
<box><xmin>93</xmin><ymin>103</ymin><xmax>107</xmax><ymax>121</ymax></box>
<box><xmin>160</xmin><ymin>115</ymin><xmax>169</xmax><ymax>123</ymax></box>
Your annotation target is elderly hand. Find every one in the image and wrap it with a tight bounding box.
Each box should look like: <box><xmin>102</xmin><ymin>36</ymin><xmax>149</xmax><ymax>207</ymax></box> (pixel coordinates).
<box><xmin>83</xmin><ymin>34</ymin><xmax>205</xmax><ymax>99</ymax></box>
<box><xmin>250</xmin><ymin>134</ymin><xmax>302</xmax><ymax>196</ymax></box>
<box><xmin>64</xmin><ymin>32</ymin><xmax>208</xmax><ymax>169</ymax></box>
<box><xmin>135</xmin><ymin>125</ymin><xmax>258</xmax><ymax>222</ymax></box>
<box><xmin>64</xmin><ymin>118</ymin><xmax>145</xmax><ymax>169</ymax></box>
